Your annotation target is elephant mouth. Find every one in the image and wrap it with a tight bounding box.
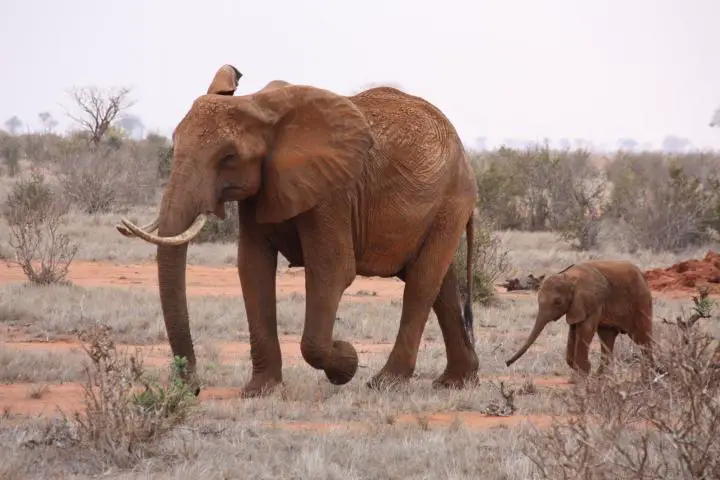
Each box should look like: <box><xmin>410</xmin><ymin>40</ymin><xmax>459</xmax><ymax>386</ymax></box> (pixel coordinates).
<box><xmin>218</xmin><ymin>186</ymin><xmax>247</xmax><ymax>202</ymax></box>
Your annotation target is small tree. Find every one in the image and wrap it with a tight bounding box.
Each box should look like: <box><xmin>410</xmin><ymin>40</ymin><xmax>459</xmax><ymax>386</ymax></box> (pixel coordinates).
<box><xmin>2</xmin><ymin>172</ymin><xmax>78</xmax><ymax>284</ymax></box>
<box><xmin>38</xmin><ymin>112</ymin><xmax>58</xmax><ymax>133</ymax></box>
<box><xmin>65</xmin><ymin>86</ymin><xmax>134</xmax><ymax>145</ymax></box>
<box><xmin>548</xmin><ymin>149</ymin><xmax>607</xmax><ymax>250</ymax></box>
<box><xmin>4</xmin><ymin>116</ymin><xmax>22</xmax><ymax>135</ymax></box>
<box><xmin>0</xmin><ymin>134</ymin><xmax>21</xmax><ymax>176</ymax></box>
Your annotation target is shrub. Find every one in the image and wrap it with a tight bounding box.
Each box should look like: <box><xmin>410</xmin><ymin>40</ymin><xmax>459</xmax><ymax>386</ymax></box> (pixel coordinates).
<box><xmin>66</xmin><ymin>324</ymin><xmax>196</xmax><ymax>468</ymax></box>
<box><xmin>0</xmin><ymin>134</ymin><xmax>21</xmax><ymax>177</ymax></box>
<box><xmin>2</xmin><ymin>172</ymin><xmax>78</xmax><ymax>284</ymax></box>
<box><xmin>453</xmin><ymin>213</ymin><xmax>511</xmax><ymax>305</ymax></box>
<box><xmin>58</xmin><ymin>140</ymin><xmax>158</xmax><ymax>213</ymax></box>
<box><xmin>546</xmin><ymin>149</ymin><xmax>607</xmax><ymax>250</ymax></box>
<box><xmin>520</xmin><ymin>288</ymin><xmax>720</xmax><ymax>479</ymax></box>
<box><xmin>604</xmin><ymin>153</ymin><xmax>720</xmax><ymax>251</ymax></box>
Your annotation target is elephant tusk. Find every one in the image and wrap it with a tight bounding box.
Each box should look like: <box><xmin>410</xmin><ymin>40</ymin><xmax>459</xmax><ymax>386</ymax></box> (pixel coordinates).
<box><xmin>115</xmin><ymin>217</ymin><xmax>160</xmax><ymax>238</ymax></box>
<box><xmin>120</xmin><ymin>214</ymin><xmax>208</xmax><ymax>246</ymax></box>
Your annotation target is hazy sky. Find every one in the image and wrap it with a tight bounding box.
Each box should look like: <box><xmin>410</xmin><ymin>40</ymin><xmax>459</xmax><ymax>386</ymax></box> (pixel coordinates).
<box><xmin>2</xmin><ymin>0</ymin><xmax>719</xmax><ymax>150</ymax></box>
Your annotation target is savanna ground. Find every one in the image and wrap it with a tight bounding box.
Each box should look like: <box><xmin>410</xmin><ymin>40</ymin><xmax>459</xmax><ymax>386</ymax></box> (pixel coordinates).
<box><xmin>2</xmin><ymin>107</ymin><xmax>720</xmax><ymax>478</ymax></box>
<box><xmin>1</xmin><ymin>215</ymin><xmax>719</xmax><ymax>478</ymax></box>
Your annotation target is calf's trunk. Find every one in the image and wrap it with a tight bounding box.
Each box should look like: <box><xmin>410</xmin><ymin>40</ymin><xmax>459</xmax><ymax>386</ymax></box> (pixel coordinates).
<box><xmin>505</xmin><ymin>315</ymin><xmax>550</xmax><ymax>367</ymax></box>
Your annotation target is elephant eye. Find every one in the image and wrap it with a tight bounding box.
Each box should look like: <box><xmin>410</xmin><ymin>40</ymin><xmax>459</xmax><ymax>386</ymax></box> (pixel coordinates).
<box><xmin>553</xmin><ymin>297</ymin><xmax>562</xmax><ymax>305</ymax></box>
<box><xmin>218</xmin><ymin>154</ymin><xmax>235</xmax><ymax>168</ymax></box>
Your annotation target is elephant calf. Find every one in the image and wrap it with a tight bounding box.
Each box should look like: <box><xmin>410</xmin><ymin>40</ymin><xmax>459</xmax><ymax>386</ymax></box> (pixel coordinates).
<box><xmin>505</xmin><ymin>260</ymin><xmax>655</xmax><ymax>377</ymax></box>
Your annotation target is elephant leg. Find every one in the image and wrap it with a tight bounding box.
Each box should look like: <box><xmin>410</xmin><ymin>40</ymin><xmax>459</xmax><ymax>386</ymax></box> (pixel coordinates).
<box><xmin>630</xmin><ymin>325</ymin><xmax>658</xmax><ymax>379</ymax></box>
<box><xmin>565</xmin><ymin>324</ymin><xmax>577</xmax><ymax>369</ymax></box>
<box><xmin>368</xmin><ymin>212</ymin><xmax>467</xmax><ymax>388</ymax></box>
<box><xmin>237</xmin><ymin>213</ymin><xmax>282</xmax><ymax>398</ymax></box>
<box><xmin>596</xmin><ymin>326</ymin><xmax>619</xmax><ymax>376</ymax></box>
<box><xmin>569</xmin><ymin>318</ymin><xmax>597</xmax><ymax>376</ymax></box>
<box><xmin>296</xmin><ymin>208</ymin><xmax>359</xmax><ymax>386</ymax></box>
<box><xmin>431</xmin><ymin>267</ymin><xmax>480</xmax><ymax>388</ymax></box>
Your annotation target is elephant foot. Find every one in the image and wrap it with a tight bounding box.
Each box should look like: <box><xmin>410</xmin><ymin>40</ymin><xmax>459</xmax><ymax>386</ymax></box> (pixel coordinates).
<box><xmin>432</xmin><ymin>369</ymin><xmax>479</xmax><ymax>390</ymax></box>
<box><xmin>366</xmin><ymin>365</ymin><xmax>413</xmax><ymax>390</ymax></box>
<box><xmin>567</xmin><ymin>371</ymin><xmax>589</xmax><ymax>385</ymax></box>
<box><xmin>239</xmin><ymin>373</ymin><xmax>282</xmax><ymax>399</ymax></box>
<box><xmin>323</xmin><ymin>340</ymin><xmax>359</xmax><ymax>385</ymax></box>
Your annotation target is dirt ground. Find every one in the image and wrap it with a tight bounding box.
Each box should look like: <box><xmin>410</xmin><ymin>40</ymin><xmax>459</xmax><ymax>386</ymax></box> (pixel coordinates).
<box><xmin>0</xmin><ymin>257</ymin><xmax>703</xmax><ymax>431</ymax></box>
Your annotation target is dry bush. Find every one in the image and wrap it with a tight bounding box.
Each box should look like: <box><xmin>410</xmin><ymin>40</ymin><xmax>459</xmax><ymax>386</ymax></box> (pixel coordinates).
<box><xmin>1</xmin><ymin>172</ymin><xmax>78</xmax><ymax>284</ymax></box>
<box><xmin>20</xmin><ymin>132</ymin><xmax>66</xmax><ymax>167</ymax></box>
<box><xmin>453</xmin><ymin>213</ymin><xmax>511</xmax><ymax>305</ymax></box>
<box><xmin>546</xmin><ymin>149</ymin><xmax>606</xmax><ymax>250</ymax></box>
<box><xmin>0</xmin><ymin>132</ymin><xmax>21</xmax><ymax>177</ymax></box>
<box><xmin>520</xmin><ymin>288</ymin><xmax>720</xmax><ymax>479</ymax></box>
<box><xmin>29</xmin><ymin>324</ymin><xmax>198</xmax><ymax>469</ymax></box>
<box><xmin>604</xmin><ymin>152</ymin><xmax>720</xmax><ymax>252</ymax></box>
<box><xmin>57</xmin><ymin>135</ymin><xmax>159</xmax><ymax>213</ymax></box>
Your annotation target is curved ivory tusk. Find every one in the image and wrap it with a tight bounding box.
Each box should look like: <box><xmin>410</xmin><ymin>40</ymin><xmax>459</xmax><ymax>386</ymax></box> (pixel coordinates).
<box><xmin>119</xmin><ymin>214</ymin><xmax>208</xmax><ymax>246</ymax></box>
<box><xmin>115</xmin><ymin>217</ymin><xmax>160</xmax><ymax>238</ymax></box>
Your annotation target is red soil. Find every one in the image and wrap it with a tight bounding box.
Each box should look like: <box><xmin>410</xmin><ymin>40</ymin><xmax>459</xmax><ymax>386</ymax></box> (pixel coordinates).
<box><xmin>643</xmin><ymin>251</ymin><xmax>720</xmax><ymax>293</ymax></box>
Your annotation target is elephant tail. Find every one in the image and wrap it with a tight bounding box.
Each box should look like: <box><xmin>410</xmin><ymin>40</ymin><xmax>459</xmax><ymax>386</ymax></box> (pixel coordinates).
<box><xmin>463</xmin><ymin>213</ymin><xmax>475</xmax><ymax>347</ymax></box>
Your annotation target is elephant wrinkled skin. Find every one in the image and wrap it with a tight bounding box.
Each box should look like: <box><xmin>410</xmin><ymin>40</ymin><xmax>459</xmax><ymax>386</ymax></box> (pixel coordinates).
<box><xmin>505</xmin><ymin>260</ymin><xmax>655</xmax><ymax>377</ymax></box>
<box><xmin>118</xmin><ymin>64</ymin><xmax>480</xmax><ymax>397</ymax></box>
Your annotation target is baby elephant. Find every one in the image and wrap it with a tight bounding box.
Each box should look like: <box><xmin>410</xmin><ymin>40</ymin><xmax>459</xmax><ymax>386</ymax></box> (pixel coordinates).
<box><xmin>505</xmin><ymin>260</ymin><xmax>654</xmax><ymax>376</ymax></box>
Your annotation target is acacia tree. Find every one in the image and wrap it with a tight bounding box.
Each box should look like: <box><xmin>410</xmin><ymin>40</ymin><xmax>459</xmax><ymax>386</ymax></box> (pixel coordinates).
<box><xmin>4</xmin><ymin>116</ymin><xmax>22</xmax><ymax>134</ymax></box>
<box><xmin>65</xmin><ymin>86</ymin><xmax>135</xmax><ymax>145</ymax></box>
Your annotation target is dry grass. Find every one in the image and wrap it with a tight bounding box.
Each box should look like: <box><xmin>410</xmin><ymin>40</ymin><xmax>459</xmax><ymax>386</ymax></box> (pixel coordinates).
<box><xmin>0</xmin><ymin>284</ymin><xmax>417</xmax><ymax>345</ymax></box>
<box><xmin>0</xmin><ymin>271</ymin><xmax>713</xmax><ymax>477</ymax></box>
<box><xmin>0</xmin><ymin>416</ymin><xmax>537</xmax><ymax>479</ymax></box>
<box><xmin>0</xmin><ymin>348</ymin><xmax>87</xmax><ymax>383</ymax></box>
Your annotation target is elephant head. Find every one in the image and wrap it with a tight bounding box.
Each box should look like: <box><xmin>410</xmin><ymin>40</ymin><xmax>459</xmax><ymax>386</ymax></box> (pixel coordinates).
<box><xmin>505</xmin><ymin>268</ymin><xmax>577</xmax><ymax>367</ymax></box>
<box><xmin>116</xmin><ymin>64</ymin><xmax>374</xmax><ymax>389</ymax></box>
<box><xmin>505</xmin><ymin>264</ymin><xmax>610</xmax><ymax>367</ymax></box>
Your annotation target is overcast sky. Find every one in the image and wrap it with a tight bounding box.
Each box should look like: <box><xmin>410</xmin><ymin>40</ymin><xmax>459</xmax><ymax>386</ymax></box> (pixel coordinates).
<box><xmin>2</xmin><ymin>0</ymin><xmax>719</xmax><ymax>150</ymax></box>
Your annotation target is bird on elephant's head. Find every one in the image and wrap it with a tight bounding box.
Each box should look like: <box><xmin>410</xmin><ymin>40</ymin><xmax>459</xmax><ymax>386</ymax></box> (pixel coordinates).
<box><xmin>117</xmin><ymin>64</ymin><xmax>480</xmax><ymax>398</ymax></box>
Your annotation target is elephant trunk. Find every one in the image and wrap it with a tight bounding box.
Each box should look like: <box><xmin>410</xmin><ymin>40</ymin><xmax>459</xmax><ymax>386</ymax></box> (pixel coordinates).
<box><xmin>505</xmin><ymin>314</ymin><xmax>550</xmax><ymax>367</ymax></box>
<box><xmin>152</xmin><ymin>166</ymin><xmax>209</xmax><ymax>394</ymax></box>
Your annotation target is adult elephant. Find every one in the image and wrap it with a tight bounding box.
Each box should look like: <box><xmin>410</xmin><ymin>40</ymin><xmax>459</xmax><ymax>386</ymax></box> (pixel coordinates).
<box><xmin>118</xmin><ymin>64</ymin><xmax>479</xmax><ymax>397</ymax></box>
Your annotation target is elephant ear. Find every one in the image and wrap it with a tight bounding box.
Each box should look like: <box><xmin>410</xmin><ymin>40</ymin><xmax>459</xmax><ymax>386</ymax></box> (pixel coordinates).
<box><xmin>565</xmin><ymin>270</ymin><xmax>606</xmax><ymax>325</ymax></box>
<box><xmin>207</xmin><ymin>64</ymin><xmax>242</xmax><ymax>96</ymax></box>
<box><xmin>566</xmin><ymin>292</ymin><xmax>588</xmax><ymax>325</ymax></box>
<box><xmin>249</xmin><ymin>85</ymin><xmax>374</xmax><ymax>224</ymax></box>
